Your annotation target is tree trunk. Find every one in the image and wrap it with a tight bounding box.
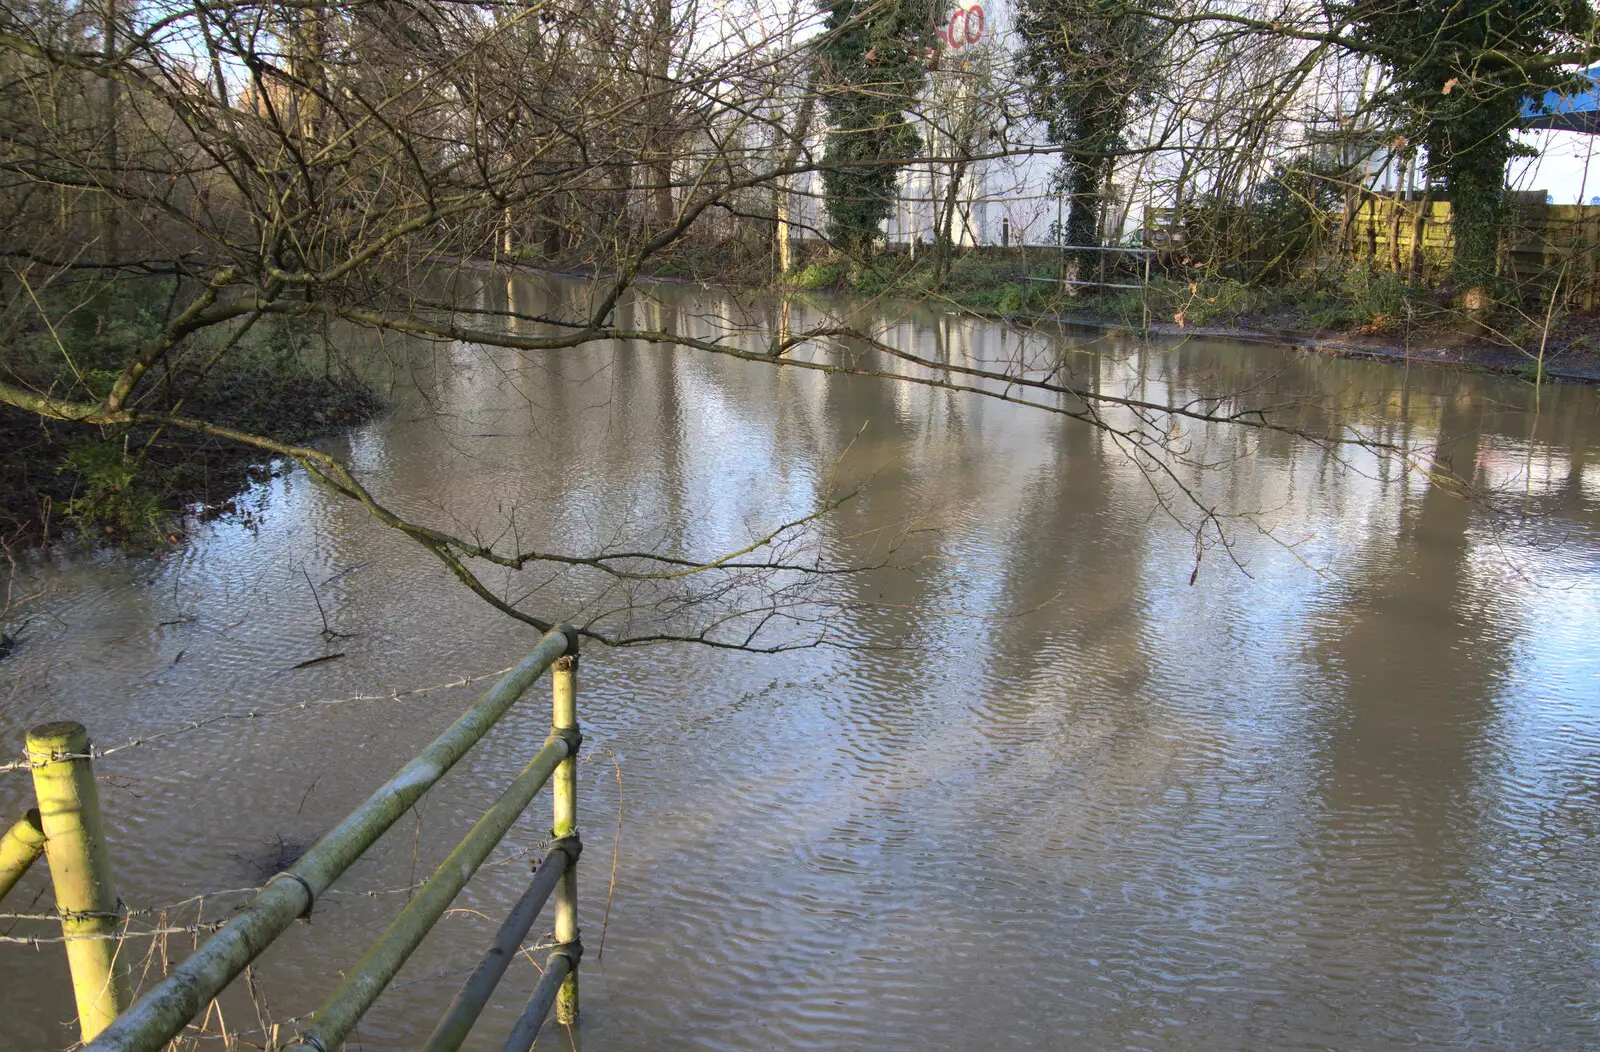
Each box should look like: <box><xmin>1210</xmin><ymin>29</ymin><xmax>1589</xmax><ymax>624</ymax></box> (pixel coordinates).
<box><xmin>776</xmin><ymin>194</ymin><xmax>791</xmax><ymax>274</ymax></box>
<box><xmin>771</xmin><ymin>68</ymin><xmax>817</xmax><ymax>275</ymax></box>
<box><xmin>1411</xmin><ymin>189</ymin><xmax>1432</xmax><ymax>283</ymax></box>
<box><xmin>936</xmin><ymin>158</ymin><xmax>969</xmax><ymax>279</ymax></box>
<box><xmin>1444</xmin><ymin>132</ymin><xmax>1512</xmax><ymax>325</ymax></box>
<box><xmin>1387</xmin><ymin>156</ymin><xmax>1405</xmax><ymax>273</ymax></box>
<box><xmin>101</xmin><ymin>0</ymin><xmax>120</xmax><ymax>259</ymax></box>
<box><xmin>1065</xmin><ymin>153</ymin><xmax>1102</xmax><ymax>290</ymax></box>
<box><xmin>645</xmin><ymin>0</ymin><xmax>676</xmax><ymax>230</ymax></box>
<box><xmin>543</xmin><ymin>194</ymin><xmax>563</xmax><ymax>257</ymax></box>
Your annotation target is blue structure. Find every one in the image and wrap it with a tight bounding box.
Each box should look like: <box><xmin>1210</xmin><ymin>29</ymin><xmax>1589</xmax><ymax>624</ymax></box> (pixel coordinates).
<box><xmin>1524</xmin><ymin>67</ymin><xmax>1600</xmax><ymax>133</ymax></box>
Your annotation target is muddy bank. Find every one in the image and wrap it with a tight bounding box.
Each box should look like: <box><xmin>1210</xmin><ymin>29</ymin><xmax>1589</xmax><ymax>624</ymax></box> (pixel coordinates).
<box><xmin>2</xmin><ymin>279</ymin><xmax>386</xmax><ymax>548</ymax></box>
<box><xmin>1035</xmin><ymin>313</ymin><xmax>1600</xmax><ymax>383</ymax></box>
<box><xmin>609</xmin><ymin>257</ymin><xmax>1600</xmax><ymax>384</ymax></box>
<box><xmin>0</xmin><ymin>368</ymin><xmax>380</xmax><ymax>547</ymax></box>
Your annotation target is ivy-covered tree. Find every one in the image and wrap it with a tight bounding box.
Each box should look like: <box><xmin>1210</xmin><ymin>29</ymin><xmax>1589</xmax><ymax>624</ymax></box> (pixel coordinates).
<box><xmin>816</xmin><ymin>0</ymin><xmax>937</xmax><ymax>253</ymax></box>
<box><xmin>1348</xmin><ymin>0</ymin><xmax>1594</xmax><ymax>312</ymax></box>
<box><xmin>1016</xmin><ymin>0</ymin><xmax>1164</xmax><ymax>270</ymax></box>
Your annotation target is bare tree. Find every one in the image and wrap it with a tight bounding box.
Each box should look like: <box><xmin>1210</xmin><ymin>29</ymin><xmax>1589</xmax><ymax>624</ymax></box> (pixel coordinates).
<box><xmin>0</xmin><ymin>0</ymin><xmax>1465</xmax><ymax>653</ymax></box>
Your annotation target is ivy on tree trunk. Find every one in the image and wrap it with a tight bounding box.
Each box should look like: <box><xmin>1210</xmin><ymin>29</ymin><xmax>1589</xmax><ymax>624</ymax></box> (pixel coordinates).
<box><xmin>816</xmin><ymin>0</ymin><xmax>937</xmax><ymax>254</ymax></box>
<box><xmin>1348</xmin><ymin>0</ymin><xmax>1593</xmax><ymax>307</ymax></box>
<box><xmin>1016</xmin><ymin>0</ymin><xmax>1164</xmax><ymax>276</ymax></box>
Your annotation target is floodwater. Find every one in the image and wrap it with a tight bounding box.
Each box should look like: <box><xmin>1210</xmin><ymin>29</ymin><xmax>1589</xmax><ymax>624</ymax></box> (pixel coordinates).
<box><xmin>3</xmin><ymin>274</ymin><xmax>1600</xmax><ymax>1051</ymax></box>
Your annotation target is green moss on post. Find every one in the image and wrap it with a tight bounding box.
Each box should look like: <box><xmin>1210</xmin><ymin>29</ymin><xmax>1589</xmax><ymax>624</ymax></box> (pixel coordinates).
<box><xmin>551</xmin><ymin>637</ymin><xmax>579</xmax><ymax>1026</ymax></box>
<box><xmin>0</xmin><ymin>808</ymin><xmax>46</xmax><ymax>903</ymax></box>
<box><xmin>27</xmin><ymin>721</ymin><xmax>130</xmax><ymax>1042</ymax></box>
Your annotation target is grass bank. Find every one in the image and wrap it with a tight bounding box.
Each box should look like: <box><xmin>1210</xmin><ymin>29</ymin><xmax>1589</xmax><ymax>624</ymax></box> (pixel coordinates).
<box><xmin>780</xmin><ymin>247</ymin><xmax>1447</xmax><ymax>330</ymax></box>
<box><xmin>1</xmin><ymin>280</ymin><xmax>381</xmax><ymax>547</ymax></box>
<box><xmin>773</xmin><ymin>247</ymin><xmax>1600</xmax><ymax>382</ymax></box>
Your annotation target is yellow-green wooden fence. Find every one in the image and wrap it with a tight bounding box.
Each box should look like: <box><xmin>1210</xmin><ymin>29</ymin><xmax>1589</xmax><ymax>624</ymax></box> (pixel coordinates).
<box><xmin>1348</xmin><ymin>198</ymin><xmax>1600</xmax><ymax>307</ymax></box>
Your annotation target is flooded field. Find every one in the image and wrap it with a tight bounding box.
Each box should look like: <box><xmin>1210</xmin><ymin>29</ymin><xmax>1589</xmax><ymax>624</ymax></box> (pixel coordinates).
<box><xmin>3</xmin><ymin>275</ymin><xmax>1599</xmax><ymax>1050</ymax></box>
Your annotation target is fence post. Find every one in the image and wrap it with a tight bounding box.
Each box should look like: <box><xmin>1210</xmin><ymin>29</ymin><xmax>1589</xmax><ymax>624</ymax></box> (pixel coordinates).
<box><xmin>0</xmin><ymin>808</ymin><xmax>46</xmax><ymax>902</ymax></box>
<box><xmin>27</xmin><ymin>721</ymin><xmax>129</xmax><ymax>1042</ymax></box>
<box><xmin>552</xmin><ymin>630</ymin><xmax>580</xmax><ymax>1025</ymax></box>
<box><xmin>1141</xmin><ymin>250</ymin><xmax>1152</xmax><ymax>334</ymax></box>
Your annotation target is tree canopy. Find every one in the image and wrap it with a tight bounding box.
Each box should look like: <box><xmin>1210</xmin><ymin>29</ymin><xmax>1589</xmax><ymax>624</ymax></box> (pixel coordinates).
<box><xmin>1347</xmin><ymin>0</ymin><xmax>1596</xmax><ymax>301</ymax></box>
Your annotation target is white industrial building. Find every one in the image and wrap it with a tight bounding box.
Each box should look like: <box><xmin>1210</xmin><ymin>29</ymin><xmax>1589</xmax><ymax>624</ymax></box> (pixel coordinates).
<box><xmin>786</xmin><ymin>0</ymin><xmax>1063</xmax><ymax>249</ymax></box>
<box><xmin>780</xmin><ymin>2</ymin><xmax>1599</xmax><ymax>251</ymax></box>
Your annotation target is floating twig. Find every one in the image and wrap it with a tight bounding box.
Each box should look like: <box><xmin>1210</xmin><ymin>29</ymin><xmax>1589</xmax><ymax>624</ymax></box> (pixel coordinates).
<box><xmin>291</xmin><ymin>653</ymin><xmax>344</xmax><ymax>670</ymax></box>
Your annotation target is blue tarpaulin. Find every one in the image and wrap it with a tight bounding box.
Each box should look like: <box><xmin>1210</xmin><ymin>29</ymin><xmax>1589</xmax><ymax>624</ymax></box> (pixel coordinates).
<box><xmin>1524</xmin><ymin>67</ymin><xmax>1600</xmax><ymax>133</ymax></box>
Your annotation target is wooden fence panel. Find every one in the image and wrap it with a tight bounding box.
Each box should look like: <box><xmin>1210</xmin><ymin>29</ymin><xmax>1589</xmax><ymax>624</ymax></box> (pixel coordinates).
<box><xmin>1348</xmin><ymin>199</ymin><xmax>1600</xmax><ymax>309</ymax></box>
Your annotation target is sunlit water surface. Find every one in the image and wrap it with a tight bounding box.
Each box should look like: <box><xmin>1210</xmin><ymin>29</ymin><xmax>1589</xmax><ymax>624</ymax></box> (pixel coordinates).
<box><xmin>3</xmin><ymin>276</ymin><xmax>1599</xmax><ymax>1050</ymax></box>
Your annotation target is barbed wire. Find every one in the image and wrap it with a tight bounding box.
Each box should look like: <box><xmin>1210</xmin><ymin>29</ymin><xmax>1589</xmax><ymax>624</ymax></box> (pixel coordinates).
<box><xmin>0</xmin><ymin>920</ymin><xmax>231</xmax><ymax>947</ymax></box>
<box><xmin>0</xmin><ymin>844</ymin><xmax>547</xmax><ymax>942</ymax></box>
<box><xmin>2</xmin><ymin>745</ymin><xmax>617</xmax><ymax>934</ymax></box>
<box><xmin>7</xmin><ymin>737</ymin><xmax>614</xmax><ymax>1051</ymax></box>
<box><xmin>0</xmin><ymin>665</ymin><xmax>518</xmax><ymax>774</ymax></box>
<box><xmin>0</xmin><ymin>885</ymin><xmax>261</xmax><ymax>922</ymax></box>
<box><xmin>2</xmin><ymin>698</ymin><xmax>620</xmax><ymax>941</ymax></box>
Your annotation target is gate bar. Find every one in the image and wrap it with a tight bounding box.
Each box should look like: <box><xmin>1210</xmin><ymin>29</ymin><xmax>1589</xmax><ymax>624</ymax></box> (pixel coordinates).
<box><xmin>286</xmin><ymin>732</ymin><xmax>571</xmax><ymax>1052</ymax></box>
<box><xmin>0</xmin><ymin>808</ymin><xmax>45</xmax><ymax>903</ymax></box>
<box><xmin>421</xmin><ymin>836</ymin><xmax>580</xmax><ymax>1052</ymax></box>
<box><xmin>501</xmin><ymin>947</ymin><xmax>580</xmax><ymax>1052</ymax></box>
<box><xmin>85</xmin><ymin>628</ymin><xmax>576</xmax><ymax>1052</ymax></box>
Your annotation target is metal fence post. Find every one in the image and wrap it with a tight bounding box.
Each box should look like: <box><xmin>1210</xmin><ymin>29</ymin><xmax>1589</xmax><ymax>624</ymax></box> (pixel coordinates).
<box><xmin>1142</xmin><ymin>250</ymin><xmax>1152</xmax><ymax>334</ymax></box>
<box><xmin>27</xmin><ymin>721</ymin><xmax>130</xmax><ymax>1042</ymax></box>
<box><xmin>551</xmin><ymin>630</ymin><xmax>580</xmax><ymax>1025</ymax></box>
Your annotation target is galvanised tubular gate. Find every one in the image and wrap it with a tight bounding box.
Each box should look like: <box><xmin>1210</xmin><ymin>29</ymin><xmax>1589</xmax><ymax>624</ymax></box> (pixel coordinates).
<box><xmin>0</xmin><ymin>808</ymin><xmax>46</xmax><ymax>902</ymax></box>
<box><xmin>0</xmin><ymin>625</ymin><xmax>586</xmax><ymax>1052</ymax></box>
<box><xmin>422</xmin><ymin>834</ymin><xmax>580</xmax><ymax>1052</ymax></box>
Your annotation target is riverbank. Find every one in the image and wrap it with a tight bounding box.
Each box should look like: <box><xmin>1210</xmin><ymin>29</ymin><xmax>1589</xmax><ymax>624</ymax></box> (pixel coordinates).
<box><xmin>585</xmin><ymin>242</ymin><xmax>1600</xmax><ymax>383</ymax></box>
<box><xmin>0</xmin><ymin>308</ymin><xmax>380</xmax><ymax>548</ymax></box>
<box><xmin>1037</xmin><ymin>314</ymin><xmax>1600</xmax><ymax>384</ymax></box>
<box><xmin>744</xmin><ymin>249</ymin><xmax>1600</xmax><ymax>384</ymax></box>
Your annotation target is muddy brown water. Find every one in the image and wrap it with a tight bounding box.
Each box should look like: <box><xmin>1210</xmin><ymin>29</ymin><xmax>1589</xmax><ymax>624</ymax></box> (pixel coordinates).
<box><xmin>3</xmin><ymin>275</ymin><xmax>1600</xmax><ymax>1050</ymax></box>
